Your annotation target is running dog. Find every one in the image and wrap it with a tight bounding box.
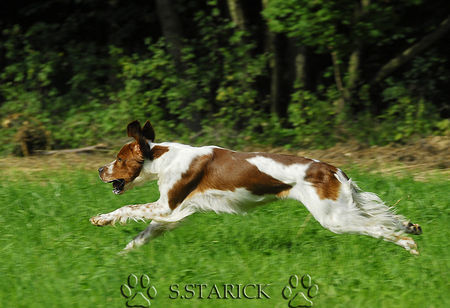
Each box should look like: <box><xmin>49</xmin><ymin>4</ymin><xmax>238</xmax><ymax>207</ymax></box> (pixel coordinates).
<box><xmin>90</xmin><ymin>120</ymin><xmax>422</xmax><ymax>254</ymax></box>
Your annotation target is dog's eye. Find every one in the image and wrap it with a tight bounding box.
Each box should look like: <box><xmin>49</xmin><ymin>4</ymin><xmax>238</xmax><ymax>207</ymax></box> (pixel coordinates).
<box><xmin>117</xmin><ymin>158</ymin><xmax>122</xmax><ymax>162</ymax></box>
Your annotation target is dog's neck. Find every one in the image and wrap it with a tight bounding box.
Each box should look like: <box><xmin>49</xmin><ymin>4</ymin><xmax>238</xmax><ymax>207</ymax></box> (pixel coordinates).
<box><xmin>137</xmin><ymin>142</ymin><xmax>212</xmax><ymax>188</ymax></box>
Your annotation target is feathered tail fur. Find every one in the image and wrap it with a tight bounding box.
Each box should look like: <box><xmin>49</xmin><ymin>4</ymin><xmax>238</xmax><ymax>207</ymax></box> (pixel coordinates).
<box><xmin>349</xmin><ymin>179</ymin><xmax>405</xmax><ymax>233</ymax></box>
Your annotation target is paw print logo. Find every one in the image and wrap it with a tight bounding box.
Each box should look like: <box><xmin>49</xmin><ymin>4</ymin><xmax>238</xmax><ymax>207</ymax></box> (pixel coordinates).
<box><xmin>120</xmin><ymin>274</ymin><xmax>157</xmax><ymax>307</ymax></box>
<box><xmin>282</xmin><ymin>274</ymin><xmax>319</xmax><ymax>307</ymax></box>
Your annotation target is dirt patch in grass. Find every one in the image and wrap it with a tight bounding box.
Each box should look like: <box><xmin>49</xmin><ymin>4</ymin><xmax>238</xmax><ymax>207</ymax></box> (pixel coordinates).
<box><xmin>1</xmin><ymin>136</ymin><xmax>448</xmax><ymax>181</ymax></box>
<box><xmin>246</xmin><ymin>135</ymin><xmax>449</xmax><ymax>181</ymax></box>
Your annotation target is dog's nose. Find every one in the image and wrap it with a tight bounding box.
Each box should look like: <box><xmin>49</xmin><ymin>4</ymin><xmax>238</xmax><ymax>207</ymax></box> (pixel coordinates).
<box><xmin>98</xmin><ymin>167</ymin><xmax>104</xmax><ymax>173</ymax></box>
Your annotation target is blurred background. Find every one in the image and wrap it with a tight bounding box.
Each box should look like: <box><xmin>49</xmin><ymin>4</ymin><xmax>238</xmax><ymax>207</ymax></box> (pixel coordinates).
<box><xmin>0</xmin><ymin>0</ymin><xmax>449</xmax><ymax>155</ymax></box>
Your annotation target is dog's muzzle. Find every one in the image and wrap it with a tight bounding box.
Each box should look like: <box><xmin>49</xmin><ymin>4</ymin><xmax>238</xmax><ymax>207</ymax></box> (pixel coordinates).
<box><xmin>110</xmin><ymin>179</ymin><xmax>125</xmax><ymax>195</ymax></box>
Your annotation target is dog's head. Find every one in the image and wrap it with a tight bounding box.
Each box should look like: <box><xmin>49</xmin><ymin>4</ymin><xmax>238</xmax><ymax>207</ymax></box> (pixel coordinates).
<box><xmin>98</xmin><ymin>120</ymin><xmax>155</xmax><ymax>194</ymax></box>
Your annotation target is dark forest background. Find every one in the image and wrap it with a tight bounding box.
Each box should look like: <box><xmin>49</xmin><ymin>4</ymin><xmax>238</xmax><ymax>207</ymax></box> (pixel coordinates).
<box><xmin>1</xmin><ymin>0</ymin><xmax>449</xmax><ymax>155</ymax></box>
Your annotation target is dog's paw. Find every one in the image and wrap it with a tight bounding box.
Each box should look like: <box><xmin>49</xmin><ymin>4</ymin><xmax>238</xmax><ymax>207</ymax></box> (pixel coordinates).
<box><xmin>282</xmin><ymin>274</ymin><xmax>319</xmax><ymax>308</ymax></box>
<box><xmin>403</xmin><ymin>221</ymin><xmax>423</xmax><ymax>235</ymax></box>
<box><xmin>120</xmin><ymin>274</ymin><xmax>157</xmax><ymax>307</ymax></box>
<box><xmin>89</xmin><ymin>214</ymin><xmax>114</xmax><ymax>226</ymax></box>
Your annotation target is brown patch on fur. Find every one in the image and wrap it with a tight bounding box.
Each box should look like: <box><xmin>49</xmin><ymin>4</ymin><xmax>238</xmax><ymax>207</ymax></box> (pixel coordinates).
<box><xmin>305</xmin><ymin>162</ymin><xmax>341</xmax><ymax>200</ymax></box>
<box><xmin>168</xmin><ymin>155</ymin><xmax>210</xmax><ymax>210</ymax></box>
<box><xmin>150</xmin><ymin>145</ymin><xmax>169</xmax><ymax>160</ymax></box>
<box><xmin>167</xmin><ymin>148</ymin><xmax>294</xmax><ymax>210</ymax></box>
<box><xmin>99</xmin><ymin>141</ymin><xmax>144</xmax><ymax>184</ymax></box>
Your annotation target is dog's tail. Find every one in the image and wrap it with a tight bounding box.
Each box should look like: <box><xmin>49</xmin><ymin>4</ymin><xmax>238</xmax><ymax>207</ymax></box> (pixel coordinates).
<box><xmin>337</xmin><ymin>171</ymin><xmax>422</xmax><ymax>235</ymax></box>
<box><xmin>350</xmin><ymin>179</ymin><xmax>404</xmax><ymax>231</ymax></box>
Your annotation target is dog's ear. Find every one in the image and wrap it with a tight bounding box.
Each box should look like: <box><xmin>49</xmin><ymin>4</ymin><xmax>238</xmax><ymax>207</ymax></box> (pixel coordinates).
<box><xmin>127</xmin><ymin>120</ymin><xmax>151</xmax><ymax>159</ymax></box>
<box><xmin>127</xmin><ymin>120</ymin><xmax>142</xmax><ymax>141</ymax></box>
<box><xmin>142</xmin><ymin>120</ymin><xmax>155</xmax><ymax>142</ymax></box>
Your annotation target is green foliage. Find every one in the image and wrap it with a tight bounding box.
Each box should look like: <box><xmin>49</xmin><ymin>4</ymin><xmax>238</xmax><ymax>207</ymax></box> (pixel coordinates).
<box><xmin>0</xmin><ymin>0</ymin><xmax>448</xmax><ymax>154</ymax></box>
<box><xmin>102</xmin><ymin>9</ymin><xmax>268</xmax><ymax>147</ymax></box>
<box><xmin>263</xmin><ymin>0</ymin><xmax>424</xmax><ymax>55</ymax></box>
<box><xmin>1</xmin><ymin>25</ymin><xmax>53</xmax><ymax>116</ymax></box>
<box><xmin>378</xmin><ymin>84</ymin><xmax>432</xmax><ymax>142</ymax></box>
<box><xmin>286</xmin><ymin>85</ymin><xmax>341</xmax><ymax>148</ymax></box>
<box><xmin>261</xmin><ymin>0</ymin><xmax>447</xmax><ymax>146</ymax></box>
<box><xmin>263</xmin><ymin>0</ymin><xmax>353</xmax><ymax>53</ymax></box>
<box><xmin>0</xmin><ymin>21</ymin><xmax>115</xmax><ymax>150</ymax></box>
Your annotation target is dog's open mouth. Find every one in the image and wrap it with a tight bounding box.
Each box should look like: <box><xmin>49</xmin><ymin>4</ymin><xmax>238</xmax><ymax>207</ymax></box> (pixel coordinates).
<box><xmin>109</xmin><ymin>179</ymin><xmax>125</xmax><ymax>195</ymax></box>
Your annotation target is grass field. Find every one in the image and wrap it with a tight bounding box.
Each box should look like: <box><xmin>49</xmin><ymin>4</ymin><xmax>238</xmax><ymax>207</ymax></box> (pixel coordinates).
<box><xmin>0</xmin><ymin>165</ymin><xmax>448</xmax><ymax>307</ymax></box>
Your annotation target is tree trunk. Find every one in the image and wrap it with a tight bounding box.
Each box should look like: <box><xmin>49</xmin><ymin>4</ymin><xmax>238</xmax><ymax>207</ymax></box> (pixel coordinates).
<box><xmin>263</xmin><ymin>0</ymin><xmax>297</xmax><ymax>120</ymax></box>
<box><xmin>373</xmin><ymin>15</ymin><xmax>450</xmax><ymax>84</ymax></box>
<box><xmin>227</xmin><ymin>0</ymin><xmax>246</xmax><ymax>31</ymax></box>
<box><xmin>268</xmin><ymin>34</ymin><xmax>297</xmax><ymax>119</ymax></box>
<box><xmin>346</xmin><ymin>49</ymin><xmax>360</xmax><ymax>93</ymax></box>
<box><xmin>331</xmin><ymin>0</ymin><xmax>370</xmax><ymax>115</ymax></box>
<box><xmin>294</xmin><ymin>45</ymin><xmax>314</xmax><ymax>90</ymax></box>
<box><xmin>156</xmin><ymin>0</ymin><xmax>202</xmax><ymax>131</ymax></box>
<box><xmin>330</xmin><ymin>50</ymin><xmax>348</xmax><ymax>114</ymax></box>
<box><xmin>155</xmin><ymin>0</ymin><xmax>184</xmax><ymax>73</ymax></box>
<box><xmin>346</xmin><ymin>0</ymin><xmax>370</xmax><ymax>92</ymax></box>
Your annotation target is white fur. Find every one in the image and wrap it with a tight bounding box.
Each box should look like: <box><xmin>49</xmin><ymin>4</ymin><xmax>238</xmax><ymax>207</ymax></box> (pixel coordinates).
<box><xmin>246</xmin><ymin>156</ymin><xmax>311</xmax><ymax>185</ymax></box>
<box><xmin>149</xmin><ymin>143</ymin><xmax>213</xmax><ymax>206</ymax></box>
<box><xmin>105</xmin><ymin>161</ymin><xmax>115</xmax><ymax>176</ymax></box>
<box><xmin>185</xmin><ymin>188</ymin><xmax>276</xmax><ymax>214</ymax></box>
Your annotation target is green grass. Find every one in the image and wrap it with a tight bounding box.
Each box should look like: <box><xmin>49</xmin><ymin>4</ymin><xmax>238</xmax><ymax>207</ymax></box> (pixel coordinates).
<box><xmin>0</xmin><ymin>168</ymin><xmax>448</xmax><ymax>307</ymax></box>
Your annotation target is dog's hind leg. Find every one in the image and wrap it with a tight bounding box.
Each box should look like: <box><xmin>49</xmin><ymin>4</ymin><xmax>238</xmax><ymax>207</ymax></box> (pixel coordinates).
<box><xmin>90</xmin><ymin>202</ymin><xmax>170</xmax><ymax>226</ymax></box>
<box><xmin>121</xmin><ymin>220</ymin><xmax>179</xmax><ymax>253</ymax></box>
<box><xmin>321</xmin><ymin>222</ymin><xmax>419</xmax><ymax>255</ymax></box>
<box><xmin>288</xmin><ymin>179</ymin><xmax>421</xmax><ymax>254</ymax></box>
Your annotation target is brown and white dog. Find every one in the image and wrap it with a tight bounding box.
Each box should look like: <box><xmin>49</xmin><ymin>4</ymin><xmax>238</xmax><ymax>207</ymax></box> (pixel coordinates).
<box><xmin>90</xmin><ymin>120</ymin><xmax>422</xmax><ymax>254</ymax></box>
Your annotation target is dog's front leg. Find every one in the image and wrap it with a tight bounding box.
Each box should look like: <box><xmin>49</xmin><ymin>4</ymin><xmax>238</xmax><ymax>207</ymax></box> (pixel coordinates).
<box><xmin>121</xmin><ymin>220</ymin><xmax>178</xmax><ymax>253</ymax></box>
<box><xmin>90</xmin><ymin>202</ymin><xmax>169</xmax><ymax>226</ymax></box>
